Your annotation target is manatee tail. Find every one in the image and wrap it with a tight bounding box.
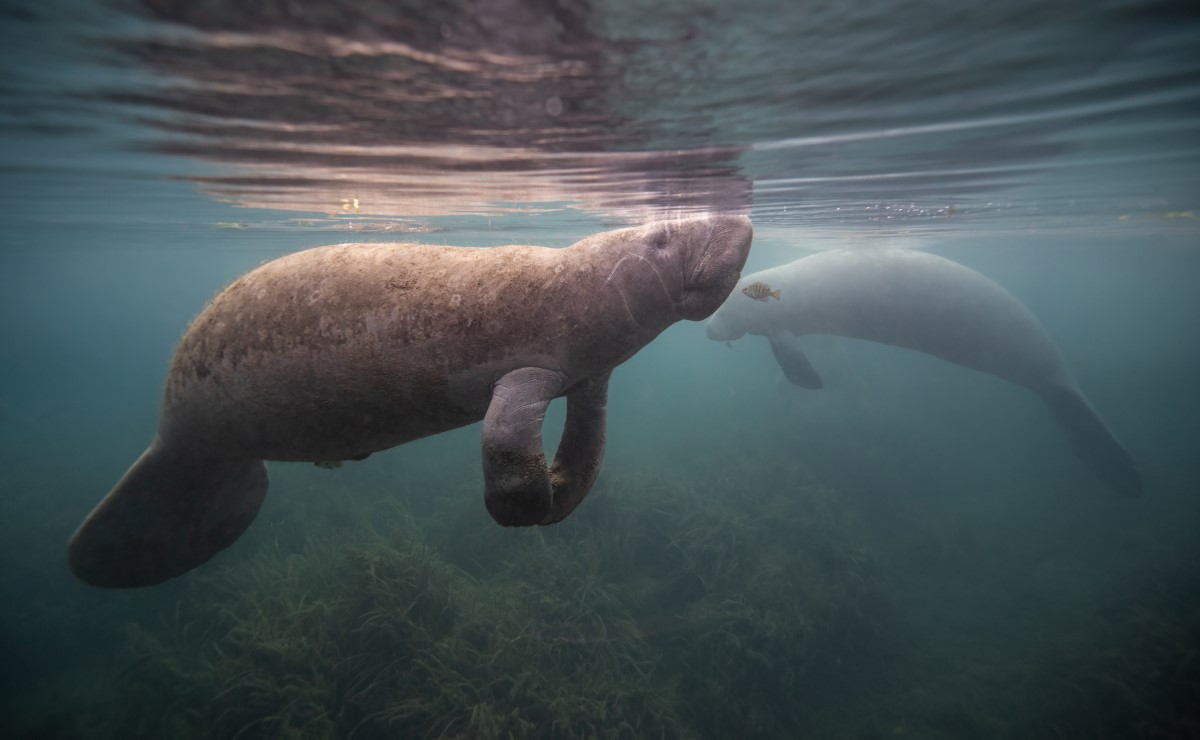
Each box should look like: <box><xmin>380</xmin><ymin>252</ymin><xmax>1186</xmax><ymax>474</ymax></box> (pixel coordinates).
<box><xmin>68</xmin><ymin>440</ymin><xmax>268</xmax><ymax>588</ymax></box>
<box><xmin>1037</xmin><ymin>383</ymin><xmax>1142</xmax><ymax>497</ymax></box>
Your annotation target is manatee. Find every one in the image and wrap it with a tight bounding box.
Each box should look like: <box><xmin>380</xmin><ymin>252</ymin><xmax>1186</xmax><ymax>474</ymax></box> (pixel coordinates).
<box><xmin>70</xmin><ymin>215</ymin><xmax>754</xmax><ymax>587</ymax></box>
<box><xmin>706</xmin><ymin>249</ymin><xmax>1141</xmax><ymax>497</ymax></box>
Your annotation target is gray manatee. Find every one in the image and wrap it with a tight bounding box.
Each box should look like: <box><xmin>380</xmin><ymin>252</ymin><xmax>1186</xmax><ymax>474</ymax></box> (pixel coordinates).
<box><xmin>70</xmin><ymin>215</ymin><xmax>754</xmax><ymax>587</ymax></box>
<box><xmin>706</xmin><ymin>249</ymin><xmax>1141</xmax><ymax>497</ymax></box>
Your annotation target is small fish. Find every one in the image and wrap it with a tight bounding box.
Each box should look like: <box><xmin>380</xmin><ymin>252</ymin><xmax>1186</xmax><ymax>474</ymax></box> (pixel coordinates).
<box><xmin>742</xmin><ymin>282</ymin><xmax>781</xmax><ymax>302</ymax></box>
<box><xmin>314</xmin><ymin>460</ymin><xmax>342</xmax><ymax>469</ymax></box>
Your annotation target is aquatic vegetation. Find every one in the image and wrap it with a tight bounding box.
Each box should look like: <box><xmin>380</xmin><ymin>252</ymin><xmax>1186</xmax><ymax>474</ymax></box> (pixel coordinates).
<box><xmin>101</xmin><ymin>500</ymin><xmax>684</xmax><ymax>739</ymax></box>
<box><xmin>1016</xmin><ymin>582</ymin><xmax>1200</xmax><ymax>740</ymax></box>
<box><xmin>431</xmin><ymin>465</ymin><xmax>886</xmax><ymax>738</ymax></box>
<box><xmin>620</xmin><ymin>474</ymin><xmax>882</xmax><ymax>738</ymax></box>
<box><xmin>40</xmin><ymin>451</ymin><xmax>1200</xmax><ymax>739</ymax></box>
<box><xmin>67</xmin><ymin>459</ymin><xmax>885</xmax><ymax>739</ymax></box>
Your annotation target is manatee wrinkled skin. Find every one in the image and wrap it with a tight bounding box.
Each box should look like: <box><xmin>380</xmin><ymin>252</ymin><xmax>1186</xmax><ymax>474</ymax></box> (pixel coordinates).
<box><xmin>707</xmin><ymin>248</ymin><xmax>1141</xmax><ymax>498</ymax></box>
<box><xmin>70</xmin><ymin>215</ymin><xmax>753</xmax><ymax>588</ymax></box>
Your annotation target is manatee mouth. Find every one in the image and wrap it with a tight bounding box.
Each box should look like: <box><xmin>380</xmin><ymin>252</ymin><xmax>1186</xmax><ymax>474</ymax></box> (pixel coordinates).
<box><xmin>680</xmin><ymin>270</ymin><xmax>740</xmax><ymax>321</ymax></box>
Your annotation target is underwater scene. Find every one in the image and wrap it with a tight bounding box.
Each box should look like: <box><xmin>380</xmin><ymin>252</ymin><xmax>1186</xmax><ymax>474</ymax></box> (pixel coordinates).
<box><xmin>2</xmin><ymin>0</ymin><xmax>1199</xmax><ymax>737</ymax></box>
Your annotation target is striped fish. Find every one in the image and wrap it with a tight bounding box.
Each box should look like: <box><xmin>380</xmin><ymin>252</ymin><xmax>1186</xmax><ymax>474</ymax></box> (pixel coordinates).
<box><xmin>742</xmin><ymin>281</ymin><xmax>781</xmax><ymax>302</ymax></box>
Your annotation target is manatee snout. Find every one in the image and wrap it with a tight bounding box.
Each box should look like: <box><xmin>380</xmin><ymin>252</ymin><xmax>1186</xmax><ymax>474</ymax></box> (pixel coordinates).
<box><xmin>679</xmin><ymin>214</ymin><xmax>753</xmax><ymax>320</ymax></box>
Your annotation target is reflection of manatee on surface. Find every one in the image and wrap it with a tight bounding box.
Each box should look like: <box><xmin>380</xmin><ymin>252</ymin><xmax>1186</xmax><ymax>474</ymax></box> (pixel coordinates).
<box><xmin>69</xmin><ymin>216</ymin><xmax>753</xmax><ymax>588</ymax></box>
<box><xmin>707</xmin><ymin>249</ymin><xmax>1141</xmax><ymax>498</ymax></box>
<box><xmin>107</xmin><ymin>0</ymin><xmax>752</xmax><ymax>217</ymax></box>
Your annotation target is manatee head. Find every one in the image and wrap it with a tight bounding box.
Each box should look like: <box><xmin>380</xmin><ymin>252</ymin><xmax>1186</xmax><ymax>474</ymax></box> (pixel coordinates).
<box><xmin>578</xmin><ymin>214</ymin><xmax>751</xmax><ymax>327</ymax></box>
<box><xmin>675</xmin><ymin>214</ymin><xmax>754</xmax><ymax>320</ymax></box>
<box><xmin>612</xmin><ymin>214</ymin><xmax>752</xmax><ymax>321</ymax></box>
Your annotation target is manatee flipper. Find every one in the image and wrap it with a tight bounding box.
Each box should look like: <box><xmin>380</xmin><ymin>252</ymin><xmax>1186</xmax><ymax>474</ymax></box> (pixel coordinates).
<box><xmin>769</xmin><ymin>331</ymin><xmax>824</xmax><ymax>389</ymax></box>
<box><xmin>543</xmin><ymin>372</ymin><xmax>610</xmax><ymax>524</ymax></box>
<box><xmin>1037</xmin><ymin>382</ymin><xmax>1142</xmax><ymax>497</ymax></box>
<box><xmin>482</xmin><ymin>367</ymin><xmax>566</xmax><ymax>526</ymax></box>
<box><xmin>68</xmin><ymin>440</ymin><xmax>268</xmax><ymax>588</ymax></box>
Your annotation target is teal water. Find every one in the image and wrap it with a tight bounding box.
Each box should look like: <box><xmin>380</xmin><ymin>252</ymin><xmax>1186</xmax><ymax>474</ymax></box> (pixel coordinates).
<box><xmin>2</xmin><ymin>0</ymin><xmax>1199</xmax><ymax>737</ymax></box>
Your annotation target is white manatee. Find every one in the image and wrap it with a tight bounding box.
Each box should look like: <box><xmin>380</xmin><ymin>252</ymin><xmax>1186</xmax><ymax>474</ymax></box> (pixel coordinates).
<box><xmin>706</xmin><ymin>249</ymin><xmax>1141</xmax><ymax>497</ymax></box>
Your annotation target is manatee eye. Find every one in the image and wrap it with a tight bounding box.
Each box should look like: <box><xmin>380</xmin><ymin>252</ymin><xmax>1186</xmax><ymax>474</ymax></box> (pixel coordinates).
<box><xmin>647</xmin><ymin>228</ymin><xmax>669</xmax><ymax>251</ymax></box>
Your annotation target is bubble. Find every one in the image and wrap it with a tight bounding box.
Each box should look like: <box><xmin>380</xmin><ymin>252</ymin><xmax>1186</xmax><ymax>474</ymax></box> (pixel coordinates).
<box><xmin>544</xmin><ymin>96</ymin><xmax>563</xmax><ymax>117</ymax></box>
